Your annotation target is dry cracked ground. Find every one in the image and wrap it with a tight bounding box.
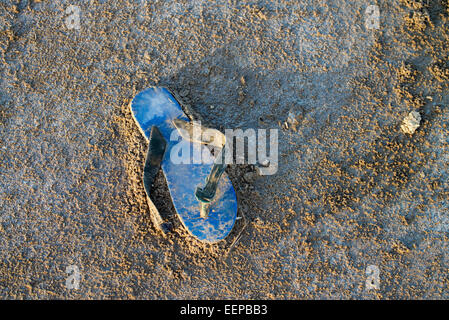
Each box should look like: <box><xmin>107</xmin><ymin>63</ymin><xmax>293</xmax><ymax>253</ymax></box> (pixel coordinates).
<box><xmin>0</xmin><ymin>0</ymin><xmax>448</xmax><ymax>299</ymax></box>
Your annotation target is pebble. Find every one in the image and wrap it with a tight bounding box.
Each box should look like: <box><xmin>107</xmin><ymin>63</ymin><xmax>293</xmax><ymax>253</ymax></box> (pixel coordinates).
<box><xmin>258</xmin><ymin>159</ymin><xmax>270</xmax><ymax>167</ymax></box>
<box><xmin>401</xmin><ymin>111</ymin><xmax>421</xmax><ymax>134</ymax></box>
<box><xmin>243</xmin><ymin>171</ymin><xmax>258</xmax><ymax>183</ymax></box>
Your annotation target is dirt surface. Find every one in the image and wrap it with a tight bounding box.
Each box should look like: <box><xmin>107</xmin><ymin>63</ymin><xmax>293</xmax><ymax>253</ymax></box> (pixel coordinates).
<box><xmin>0</xmin><ymin>0</ymin><xmax>448</xmax><ymax>299</ymax></box>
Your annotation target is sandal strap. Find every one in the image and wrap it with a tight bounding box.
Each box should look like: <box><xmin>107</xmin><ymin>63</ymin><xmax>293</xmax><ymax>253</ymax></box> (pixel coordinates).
<box><xmin>172</xmin><ymin>118</ymin><xmax>229</xmax><ymax>218</ymax></box>
<box><xmin>195</xmin><ymin>155</ymin><xmax>227</xmax><ymax>203</ymax></box>
<box><xmin>195</xmin><ymin>141</ymin><xmax>229</xmax><ymax>219</ymax></box>
<box><xmin>172</xmin><ymin>119</ymin><xmax>226</xmax><ymax>148</ymax></box>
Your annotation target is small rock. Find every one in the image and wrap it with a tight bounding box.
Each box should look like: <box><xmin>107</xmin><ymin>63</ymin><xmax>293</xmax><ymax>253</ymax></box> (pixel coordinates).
<box><xmin>243</xmin><ymin>171</ymin><xmax>258</xmax><ymax>183</ymax></box>
<box><xmin>401</xmin><ymin>111</ymin><xmax>421</xmax><ymax>134</ymax></box>
<box><xmin>258</xmin><ymin>159</ymin><xmax>270</xmax><ymax>167</ymax></box>
<box><xmin>255</xmin><ymin>166</ymin><xmax>268</xmax><ymax>176</ymax></box>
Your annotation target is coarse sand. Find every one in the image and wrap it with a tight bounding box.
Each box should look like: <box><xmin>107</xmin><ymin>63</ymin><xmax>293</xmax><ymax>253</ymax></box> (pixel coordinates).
<box><xmin>0</xmin><ymin>0</ymin><xmax>448</xmax><ymax>299</ymax></box>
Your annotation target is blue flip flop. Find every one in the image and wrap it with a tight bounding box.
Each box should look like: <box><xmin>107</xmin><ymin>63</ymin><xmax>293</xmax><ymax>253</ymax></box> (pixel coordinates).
<box><xmin>130</xmin><ymin>87</ymin><xmax>238</xmax><ymax>243</ymax></box>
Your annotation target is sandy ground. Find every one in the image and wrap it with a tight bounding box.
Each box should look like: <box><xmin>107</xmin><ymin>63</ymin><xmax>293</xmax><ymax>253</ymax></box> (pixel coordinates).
<box><xmin>0</xmin><ymin>0</ymin><xmax>448</xmax><ymax>299</ymax></box>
